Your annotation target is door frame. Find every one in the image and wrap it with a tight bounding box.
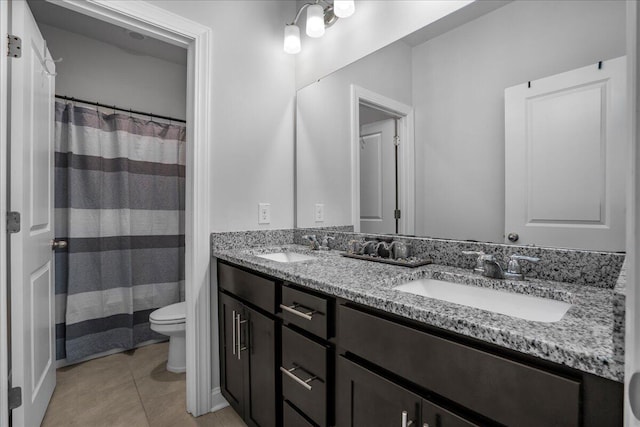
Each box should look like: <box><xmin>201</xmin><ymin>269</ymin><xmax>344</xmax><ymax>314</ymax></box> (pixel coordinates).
<box><xmin>0</xmin><ymin>0</ymin><xmax>11</xmax><ymax>425</ymax></box>
<box><xmin>626</xmin><ymin>2</ymin><xmax>640</xmax><ymax>425</ymax></box>
<box><xmin>1</xmin><ymin>0</ymin><xmax>216</xmax><ymax>420</ymax></box>
<box><xmin>350</xmin><ymin>85</ymin><xmax>415</xmax><ymax>235</ymax></box>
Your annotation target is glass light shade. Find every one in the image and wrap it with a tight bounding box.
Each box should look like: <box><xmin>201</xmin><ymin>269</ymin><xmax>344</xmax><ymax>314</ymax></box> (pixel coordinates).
<box><xmin>283</xmin><ymin>25</ymin><xmax>301</xmax><ymax>54</ymax></box>
<box><xmin>306</xmin><ymin>4</ymin><xmax>325</xmax><ymax>38</ymax></box>
<box><xmin>333</xmin><ymin>0</ymin><xmax>355</xmax><ymax>18</ymax></box>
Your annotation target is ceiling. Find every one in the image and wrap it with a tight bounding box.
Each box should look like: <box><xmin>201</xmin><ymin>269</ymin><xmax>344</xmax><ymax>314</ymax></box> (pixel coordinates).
<box><xmin>401</xmin><ymin>0</ymin><xmax>512</xmax><ymax>47</ymax></box>
<box><xmin>27</xmin><ymin>0</ymin><xmax>187</xmax><ymax>65</ymax></box>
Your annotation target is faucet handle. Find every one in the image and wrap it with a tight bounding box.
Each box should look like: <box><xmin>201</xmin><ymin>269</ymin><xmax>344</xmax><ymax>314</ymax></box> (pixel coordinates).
<box><xmin>462</xmin><ymin>250</ymin><xmax>488</xmax><ymax>274</ymax></box>
<box><xmin>302</xmin><ymin>235</ymin><xmax>319</xmax><ymax>250</ymax></box>
<box><xmin>506</xmin><ymin>254</ymin><xmax>540</xmax><ymax>280</ymax></box>
<box><xmin>320</xmin><ymin>235</ymin><xmax>335</xmax><ymax>250</ymax></box>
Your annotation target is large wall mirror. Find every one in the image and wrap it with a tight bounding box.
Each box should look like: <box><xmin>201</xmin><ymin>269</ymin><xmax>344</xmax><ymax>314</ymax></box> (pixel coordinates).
<box><xmin>295</xmin><ymin>0</ymin><xmax>627</xmax><ymax>251</ymax></box>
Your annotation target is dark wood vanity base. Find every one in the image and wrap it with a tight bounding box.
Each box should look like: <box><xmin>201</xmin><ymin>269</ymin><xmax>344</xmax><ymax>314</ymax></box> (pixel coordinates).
<box><xmin>215</xmin><ymin>259</ymin><xmax>623</xmax><ymax>427</ymax></box>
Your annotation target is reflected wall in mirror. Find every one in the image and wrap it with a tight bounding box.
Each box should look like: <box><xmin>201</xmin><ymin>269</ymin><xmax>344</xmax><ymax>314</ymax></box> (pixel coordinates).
<box><xmin>295</xmin><ymin>0</ymin><xmax>627</xmax><ymax>251</ymax></box>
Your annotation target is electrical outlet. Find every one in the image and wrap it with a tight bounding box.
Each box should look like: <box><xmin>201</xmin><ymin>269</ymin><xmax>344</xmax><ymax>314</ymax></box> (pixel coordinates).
<box><xmin>259</xmin><ymin>203</ymin><xmax>271</xmax><ymax>224</ymax></box>
<box><xmin>315</xmin><ymin>203</ymin><xmax>324</xmax><ymax>222</ymax></box>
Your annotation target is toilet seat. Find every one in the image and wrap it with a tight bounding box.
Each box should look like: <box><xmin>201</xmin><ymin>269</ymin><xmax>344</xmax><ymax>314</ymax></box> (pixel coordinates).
<box><xmin>150</xmin><ymin>301</ymin><xmax>185</xmax><ymax>325</ymax></box>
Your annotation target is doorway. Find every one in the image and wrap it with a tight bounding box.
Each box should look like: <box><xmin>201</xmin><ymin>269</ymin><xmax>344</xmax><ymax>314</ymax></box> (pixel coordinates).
<box><xmin>350</xmin><ymin>85</ymin><xmax>415</xmax><ymax>236</ymax></box>
<box><xmin>2</xmin><ymin>0</ymin><xmax>213</xmax><ymax>425</ymax></box>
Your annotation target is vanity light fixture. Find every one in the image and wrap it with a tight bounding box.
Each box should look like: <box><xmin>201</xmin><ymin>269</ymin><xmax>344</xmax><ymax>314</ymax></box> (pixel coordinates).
<box><xmin>283</xmin><ymin>0</ymin><xmax>355</xmax><ymax>54</ymax></box>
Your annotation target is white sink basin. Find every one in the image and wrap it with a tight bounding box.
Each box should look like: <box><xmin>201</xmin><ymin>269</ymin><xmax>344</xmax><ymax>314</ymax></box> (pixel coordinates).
<box><xmin>394</xmin><ymin>278</ymin><xmax>572</xmax><ymax>323</ymax></box>
<box><xmin>256</xmin><ymin>252</ymin><xmax>316</xmax><ymax>263</ymax></box>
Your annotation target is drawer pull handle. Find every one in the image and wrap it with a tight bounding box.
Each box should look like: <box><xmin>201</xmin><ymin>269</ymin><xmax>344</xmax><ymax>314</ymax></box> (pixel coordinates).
<box><xmin>280</xmin><ymin>303</ymin><xmax>316</xmax><ymax>321</ymax></box>
<box><xmin>232</xmin><ymin>310</ymin><xmax>237</xmax><ymax>355</ymax></box>
<box><xmin>401</xmin><ymin>411</ymin><xmax>414</xmax><ymax>427</ymax></box>
<box><xmin>280</xmin><ymin>365</ymin><xmax>317</xmax><ymax>391</ymax></box>
<box><xmin>236</xmin><ymin>314</ymin><xmax>247</xmax><ymax>360</ymax></box>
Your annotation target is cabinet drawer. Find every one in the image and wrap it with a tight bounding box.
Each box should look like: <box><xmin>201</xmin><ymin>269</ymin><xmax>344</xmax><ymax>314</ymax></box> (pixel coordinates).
<box><xmin>338</xmin><ymin>304</ymin><xmax>580</xmax><ymax>427</ymax></box>
<box><xmin>283</xmin><ymin>401</ymin><xmax>315</xmax><ymax>427</ymax></box>
<box><xmin>218</xmin><ymin>262</ymin><xmax>276</xmax><ymax>314</ymax></box>
<box><xmin>281</xmin><ymin>325</ymin><xmax>328</xmax><ymax>426</ymax></box>
<box><xmin>281</xmin><ymin>285</ymin><xmax>329</xmax><ymax>339</ymax></box>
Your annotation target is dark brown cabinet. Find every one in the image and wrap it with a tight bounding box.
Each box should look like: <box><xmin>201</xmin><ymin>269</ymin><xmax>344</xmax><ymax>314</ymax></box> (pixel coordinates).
<box><xmin>337</xmin><ymin>356</ymin><xmax>479</xmax><ymax>427</ymax></box>
<box><xmin>219</xmin><ymin>286</ymin><xmax>277</xmax><ymax>427</ymax></box>
<box><xmin>216</xmin><ymin>260</ymin><xmax>623</xmax><ymax>427</ymax></box>
<box><xmin>281</xmin><ymin>325</ymin><xmax>329</xmax><ymax>426</ymax></box>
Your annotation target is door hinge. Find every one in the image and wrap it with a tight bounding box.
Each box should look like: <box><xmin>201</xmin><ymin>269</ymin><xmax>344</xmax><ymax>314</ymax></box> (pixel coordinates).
<box><xmin>394</xmin><ymin>135</ymin><xmax>400</xmax><ymax>146</ymax></box>
<box><xmin>7</xmin><ymin>212</ymin><xmax>20</xmax><ymax>234</ymax></box>
<box><xmin>394</xmin><ymin>209</ymin><xmax>401</xmax><ymax>219</ymax></box>
<box><xmin>8</xmin><ymin>387</ymin><xmax>21</xmax><ymax>411</ymax></box>
<box><xmin>7</xmin><ymin>35</ymin><xmax>22</xmax><ymax>58</ymax></box>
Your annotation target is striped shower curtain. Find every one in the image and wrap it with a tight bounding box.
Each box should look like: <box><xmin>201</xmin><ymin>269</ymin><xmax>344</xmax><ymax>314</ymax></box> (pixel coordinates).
<box><xmin>54</xmin><ymin>102</ymin><xmax>186</xmax><ymax>363</ymax></box>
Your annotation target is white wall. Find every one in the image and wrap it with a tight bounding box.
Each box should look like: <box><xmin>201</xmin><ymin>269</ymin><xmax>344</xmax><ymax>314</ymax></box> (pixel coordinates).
<box><xmin>413</xmin><ymin>0</ymin><xmax>626</xmax><ymax>242</ymax></box>
<box><xmin>296</xmin><ymin>41</ymin><xmax>412</xmax><ymax>228</ymax></box>
<box><xmin>39</xmin><ymin>24</ymin><xmax>187</xmax><ymax>120</ymax></box>
<box><xmin>152</xmin><ymin>1</ymin><xmax>297</xmax><ymax>233</ymax></box>
<box><xmin>294</xmin><ymin>0</ymin><xmax>472</xmax><ymax>89</ymax></box>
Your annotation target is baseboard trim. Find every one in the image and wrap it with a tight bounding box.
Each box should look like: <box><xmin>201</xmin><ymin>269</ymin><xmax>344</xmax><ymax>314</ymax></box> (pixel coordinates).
<box><xmin>211</xmin><ymin>387</ymin><xmax>229</xmax><ymax>412</ymax></box>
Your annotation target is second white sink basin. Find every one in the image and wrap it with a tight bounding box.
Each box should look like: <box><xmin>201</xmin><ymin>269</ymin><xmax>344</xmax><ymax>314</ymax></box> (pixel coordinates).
<box><xmin>394</xmin><ymin>278</ymin><xmax>572</xmax><ymax>323</ymax></box>
<box><xmin>256</xmin><ymin>252</ymin><xmax>316</xmax><ymax>263</ymax></box>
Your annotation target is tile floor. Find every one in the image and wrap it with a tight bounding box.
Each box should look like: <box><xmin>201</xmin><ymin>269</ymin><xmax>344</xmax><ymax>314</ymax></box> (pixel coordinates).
<box><xmin>42</xmin><ymin>342</ymin><xmax>247</xmax><ymax>427</ymax></box>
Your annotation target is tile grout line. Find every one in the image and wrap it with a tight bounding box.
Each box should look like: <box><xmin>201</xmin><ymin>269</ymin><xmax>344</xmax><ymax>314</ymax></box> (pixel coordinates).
<box><xmin>130</xmin><ymin>354</ymin><xmax>154</xmax><ymax>426</ymax></box>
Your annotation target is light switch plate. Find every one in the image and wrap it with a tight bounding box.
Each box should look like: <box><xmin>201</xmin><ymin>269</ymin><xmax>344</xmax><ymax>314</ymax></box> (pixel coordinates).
<box><xmin>259</xmin><ymin>203</ymin><xmax>271</xmax><ymax>224</ymax></box>
<box><xmin>315</xmin><ymin>203</ymin><xmax>324</xmax><ymax>222</ymax></box>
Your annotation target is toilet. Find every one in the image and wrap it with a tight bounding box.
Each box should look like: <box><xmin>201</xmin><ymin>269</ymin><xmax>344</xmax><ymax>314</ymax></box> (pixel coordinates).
<box><xmin>149</xmin><ymin>301</ymin><xmax>186</xmax><ymax>373</ymax></box>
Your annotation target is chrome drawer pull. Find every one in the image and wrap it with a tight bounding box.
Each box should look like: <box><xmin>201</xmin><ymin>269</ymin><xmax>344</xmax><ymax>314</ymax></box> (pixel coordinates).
<box><xmin>280</xmin><ymin>365</ymin><xmax>316</xmax><ymax>391</ymax></box>
<box><xmin>232</xmin><ymin>310</ymin><xmax>236</xmax><ymax>355</ymax></box>
<box><xmin>236</xmin><ymin>315</ymin><xmax>247</xmax><ymax>360</ymax></box>
<box><xmin>280</xmin><ymin>303</ymin><xmax>316</xmax><ymax>321</ymax></box>
<box><xmin>401</xmin><ymin>411</ymin><xmax>414</xmax><ymax>427</ymax></box>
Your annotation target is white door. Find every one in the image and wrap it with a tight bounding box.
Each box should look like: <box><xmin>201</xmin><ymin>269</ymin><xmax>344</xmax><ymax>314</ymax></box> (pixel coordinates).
<box><xmin>9</xmin><ymin>1</ymin><xmax>56</xmax><ymax>425</ymax></box>
<box><xmin>505</xmin><ymin>56</ymin><xmax>626</xmax><ymax>251</ymax></box>
<box><xmin>360</xmin><ymin>119</ymin><xmax>396</xmax><ymax>234</ymax></box>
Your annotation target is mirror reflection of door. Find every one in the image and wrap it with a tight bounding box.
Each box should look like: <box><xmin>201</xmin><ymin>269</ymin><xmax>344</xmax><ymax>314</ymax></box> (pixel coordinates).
<box><xmin>359</xmin><ymin>104</ymin><xmax>398</xmax><ymax>234</ymax></box>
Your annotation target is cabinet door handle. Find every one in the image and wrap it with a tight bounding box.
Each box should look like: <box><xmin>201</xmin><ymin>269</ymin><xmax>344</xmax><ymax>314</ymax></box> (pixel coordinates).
<box><xmin>236</xmin><ymin>313</ymin><xmax>247</xmax><ymax>360</ymax></box>
<box><xmin>401</xmin><ymin>411</ymin><xmax>414</xmax><ymax>427</ymax></box>
<box><xmin>231</xmin><ymin>310</ymin><xmax>237</xmax><ymax>356</ymax></box>
<box><xmin>280</xmin><ymin>303</ymin><xmax>316</xmax><ymax>320</ymax></box>
<box><xmin>279</xmin><ymin>365</ymin><xmax>317</xmax><ymax>391</ymax></box>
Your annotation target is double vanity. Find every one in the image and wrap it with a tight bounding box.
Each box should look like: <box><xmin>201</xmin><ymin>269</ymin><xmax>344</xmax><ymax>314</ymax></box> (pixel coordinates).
<box><xmin>211</xmin><ymin>229</ymin><xmax>625</xmax><ymax>427</ymax></box>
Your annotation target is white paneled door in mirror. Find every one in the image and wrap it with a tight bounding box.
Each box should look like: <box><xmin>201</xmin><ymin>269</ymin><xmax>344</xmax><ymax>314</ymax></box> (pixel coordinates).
<box><xmin>360</xmin><ymin>119</ymin><xmax>396</xmax><ymax>234</ymax></box>
<box><xmin>9</xmin><ymin>1</ymin><xmax>57</xmax><ymax>426</ymax></box>
<box><xmin>505</xmin><ymin>56</ymin><xmax>626</xmax><ymax>251</ymax></box>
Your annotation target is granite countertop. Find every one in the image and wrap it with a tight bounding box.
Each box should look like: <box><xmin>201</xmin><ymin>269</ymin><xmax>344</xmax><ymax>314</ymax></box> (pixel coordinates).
<box><xmin>213</xmin><ymin>243</ymin><xmax>624</xmax><ymax>382</ymax></box>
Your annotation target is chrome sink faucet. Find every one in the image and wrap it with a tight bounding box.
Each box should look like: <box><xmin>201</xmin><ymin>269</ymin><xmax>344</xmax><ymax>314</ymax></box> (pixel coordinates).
<box><xmin>302</xmin><ymin>235</ymin><xmax>320</xmax><ymax>250</ymax></box>
<box><xmin>462</xmin><ymin>251</ymin><xmax>540</xmax><ymax>281</ymax></box>
<box><xmin>302</xmin><ymin>234</ymin><xmax>335</xmax><ymax>250</ymax></box>
<box><xmin>319</xmin><ymin>235</ymin><xmax>335</xmax><ymax>251</ymax></box>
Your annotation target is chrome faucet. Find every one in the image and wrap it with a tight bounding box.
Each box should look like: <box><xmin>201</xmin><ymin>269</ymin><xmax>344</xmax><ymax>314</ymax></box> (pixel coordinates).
<box><xmin>463</xmin><ymin>251</ymin><xmax>540</xmax><ymax>281</ymax></box>
<box><xmin>302</xmin><ymin>235</ymin><xmax>320</xmax><ymax>250</ymax></box>
<box><xmin>319</xmin><ymin>235</ymin><xmax>335</xmax><ymax>251</ymax></box>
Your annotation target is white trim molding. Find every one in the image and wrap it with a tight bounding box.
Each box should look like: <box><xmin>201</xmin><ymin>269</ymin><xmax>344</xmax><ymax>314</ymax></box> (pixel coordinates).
<box><xmin>0</xmin><ymin>1</ymin><xmax>10</xmax><ymax>425</ymax></box>
<box><xmin>46</xmin><ymin>0</ymin><xmax>214</xmax><ymax>417</ymax></box>
<box><xmin>626</xmin><ymin>1</ymin><xmax>640</xmax><ymax>425</ymax></box>
<box><xmin>350</xmin><ymin>84</ymin><xmax>415</xmax><ymax>235</ymax></box>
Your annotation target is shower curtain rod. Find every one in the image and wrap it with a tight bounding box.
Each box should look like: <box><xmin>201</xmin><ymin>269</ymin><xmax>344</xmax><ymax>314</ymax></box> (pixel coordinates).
<box><xmin>55</xmin><ymin>94</ymin><xmax>187</xmax><ymax>123</ymax></box>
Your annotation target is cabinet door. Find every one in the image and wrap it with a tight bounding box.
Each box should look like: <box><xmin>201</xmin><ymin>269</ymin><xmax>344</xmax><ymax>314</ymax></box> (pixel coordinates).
<box><xmin>283</xmin><ymin>401</ymin><xmax>315</xmax><ymax>427</ymax></box>
<box><xmin>245</xmin><ymin>305</ymin><xmax>277</xmax><ymax>427</ymax></box>
<box><xmin>422</xmin><ymin>400</ymin><xmax>479</xmax><ymax>427</ymax></box>
<box><xmin>337</xmin><ymin>356</ymin><xmax>421</xmax><ymax>427</ymax></box>
<box><xmin>219</xmin><ymin>293</ymin><xmax>246</xmax><ymax>416</ymax></box>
